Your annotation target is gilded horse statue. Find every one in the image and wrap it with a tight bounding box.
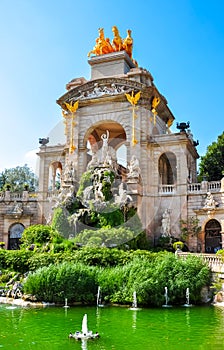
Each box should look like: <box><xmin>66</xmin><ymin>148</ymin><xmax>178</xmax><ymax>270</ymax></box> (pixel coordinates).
<box><xmin>88</xmin><ymin>27</ymin><xmax>137</xmax><ymax>66</ymax></box>
<box><xmin>111</xmin><ymin>26</ymin><xmax>123</xmax><ymax>51</ymax></box>
<box><xmin>123</xmin><ymin>29</ymin><xmax>133</xmax><ymax>59</ymax></box>
<box><xmin>88</xmin><ymin>28</ymin><xmax>114</xmax><ymax>57</ymax></box>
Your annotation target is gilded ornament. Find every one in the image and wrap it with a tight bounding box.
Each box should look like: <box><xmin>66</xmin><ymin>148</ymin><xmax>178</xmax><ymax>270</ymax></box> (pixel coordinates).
<box><xmin>151</xmin><ymin>96</ymin><xmax>161</xmax><ymax>125</ymax></box>
<box><xmin>62</xmin><ymin>101</ymin><xmax>79</xmax><ymax>154</ymax></box>
<box><xmin>65</xmin><ymin>100</ymin><xmax>79</xmax><ymax>113</ymax></box>
<box><xmin>88</xmin><ymin>26</ymin><xmax>136</xmax><ymax>65</ymax></box>
<box><xmin>125</xmin><ymin>91</ymin><xmax>141</xmax><ymax>146</ymax></box>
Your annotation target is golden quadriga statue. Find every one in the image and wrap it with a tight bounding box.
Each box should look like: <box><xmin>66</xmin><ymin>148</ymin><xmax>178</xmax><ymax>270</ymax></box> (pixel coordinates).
<box><xmin>88</xmin><ymin>26</ymin><xmax>137</xmax><ymax>65</ymax></box>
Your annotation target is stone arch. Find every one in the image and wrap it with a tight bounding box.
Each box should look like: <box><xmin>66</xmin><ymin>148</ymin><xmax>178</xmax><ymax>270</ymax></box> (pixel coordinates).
<box><xmin>83</xmin><ymin>120</ymin><xmax>127</xmax><ymax>169</ymax></box>
<box><xmin>80</xmin><ymin>112</ymin><xmax>130</xmax><ymax>147</ymax></box>
<box><xmin>204</xmin><ymin>219</ymin><xmax>222</xmax><ymax>253</ymax></box>
<box><xmin>48</xmin><ymin>161</ymin><xmax>62</xmax><ymax>190</ymax></box>
<box><xmin>8</xmin><ymin>223</ymin><xmax>25</xmax><ymax>250</ymax></box>
<box><xmin>158</xmin><ymin>152</ymin><xmax>177</xmax><ymax>185</ymax></box>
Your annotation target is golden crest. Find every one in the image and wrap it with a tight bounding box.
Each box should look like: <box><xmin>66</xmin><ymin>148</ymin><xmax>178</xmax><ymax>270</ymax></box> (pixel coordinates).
<box><xmin>151</xmin><ymin>96</ymin><xmax>160</xmax><ymax>109</ymax></box>
<box><xmin>65</xmin><ymin>100</ymin><xmax>79</xmax><ymax>113</ymax></box>
<box><xmin>125</xmin><ymin>91</ymin><xmax>141</xmax><ymax>106</ymax></box>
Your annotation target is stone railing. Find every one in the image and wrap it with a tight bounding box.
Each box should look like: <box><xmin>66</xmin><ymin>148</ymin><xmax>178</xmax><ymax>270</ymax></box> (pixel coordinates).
<box><xmin>187</xmin><ymin>183</ymin><xmax>201</xmax><ymax>193</ymax></box>
<box><xmin>159</xmin><ymin>185</ymin><xmax>175</xmax><ymax>194</ymax></box>
<box><xmin>177</xmin><ymin>252</ymin><xmax>224</xmax><ymax>273</ymax></box>
<box><xmin>0</xmin><ymin>191</ymin><xmax>37</xmax><ymax>202</ymax></box>
<box><xmin>208</xmin><ymin>181</ymin><xmax>221</xmax><ymax>192</ymax></box>
<box><xmin>188</xmin><ymin>180</ymin><xmax>221</xmax><ymax>194</ymax></box>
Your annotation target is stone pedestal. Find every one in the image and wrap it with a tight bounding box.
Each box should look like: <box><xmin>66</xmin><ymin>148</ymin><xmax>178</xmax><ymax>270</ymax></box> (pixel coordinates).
<box><xmin>127</xmin><ymin>179</ymin><xmax>142</xmax><ymax>204</ymax></box>
<box><xmin>88</xmin><ymin>51</ymin><xmax>136</xmax><ymax>80</ymax></box>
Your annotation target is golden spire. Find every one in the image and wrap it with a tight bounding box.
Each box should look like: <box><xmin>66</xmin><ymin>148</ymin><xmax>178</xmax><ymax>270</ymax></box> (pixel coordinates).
<box><xmin>125</xmin><ymin>91</ymin><xmax>141</xmax><ymax>145</ymax></box>
<box><xmin>62</xmin><ymin>101</ymin><xmax>79</xmax><ymax>154</ymax></box>
<box><xmin>150</xmin><ymin>96</ymin><xmax>160</xmax><ymax>125</ymax></box>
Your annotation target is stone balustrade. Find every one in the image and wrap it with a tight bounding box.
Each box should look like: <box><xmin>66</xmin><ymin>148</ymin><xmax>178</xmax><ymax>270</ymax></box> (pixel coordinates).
<box><xmin>177</xmin><ymin>252</ymin><xmax>224</xmax><ymax>273</ymax></box>
<box><xmin>208</xmin><ymin>181</ymin><xmax>221</xmax><ymax>192</ymax></box>
<box><xmin>0</xmin><ymin>191</ymin><xmax>37</xmax><ymax>202</ymax></box>
<box><xmin>159</xmin><ymin>184</ymin><xmax>175</xmax><ymax>194</ymax></box>
<box><xmin>187</xmin><ymin>183</ymin><xmax>201</xmax><ymax>192</ymax></box>
<box><xmin>188</xmin><ymin>180</ymin><xmax>221</xmax><ymax>193</ymax></box>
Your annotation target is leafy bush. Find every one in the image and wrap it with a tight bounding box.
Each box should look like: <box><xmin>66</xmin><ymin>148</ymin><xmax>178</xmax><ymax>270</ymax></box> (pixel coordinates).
<box><xmin>70</xmin><ymin>247</ymin><xmax>130</xmax><ymax>267</ymax></box>
<box><xmin>51</xmin><ymin>207</ymin><xmax>74</xmax><ymax>238</ymax></box>
<box><xmin>20</xmin><ymin>224</ymin><xmax>60</xmax><ymax>247</ymax></box>
<box><xmin>24</xmin><ymin>262</ymin><xmax>98</xmax><ymax>303</ymax></box>
<box><xmin>27</xmin><ymin>252</ymin><xmax>57</xmax><ymax>271</ymax></box>
<box><xmin>2</xmin><ymin>250</ymin><xmax>34</xmax><ymax>273</ymax></box>
<box><xmin>76</xmin><ymin>170</ymin><xmax>92</xmax><ymax>199</ymax></box>
<box><xmin>73</xmin><ymin>227</ymin><xmax>136</xmax><ymax>247</ymax></box>
<box><xmin>97</xmin><ymin>253</ymin><xmax>211</xmax><ymax>306</ymax></box>
<box><xmin>1</xmin><ymin>247</ymin><xmax>211</xmax><ymax>307</ymax></box>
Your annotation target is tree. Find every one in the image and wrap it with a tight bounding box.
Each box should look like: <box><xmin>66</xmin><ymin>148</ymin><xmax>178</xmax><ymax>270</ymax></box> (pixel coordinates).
<box><xmin>198</xmin><ymin>132</ymin><xmax>224</xmax><ymax>181</ymax></box>
<box><xmin>0</xmin><ymin>164</ymin><xmax>38</xmax><ymax>192</ymax></box>
<box><xmin>180</xmin><ymin>216</ymin><xmax>201</xmax><ymax>242</ymax></box>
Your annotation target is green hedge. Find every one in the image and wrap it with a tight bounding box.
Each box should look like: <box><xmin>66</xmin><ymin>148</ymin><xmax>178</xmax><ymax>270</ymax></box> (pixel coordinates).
<box><xmin>23</xmin><ymin>252</ymin><xmax>211</xmax><ymax>306</ymax></box>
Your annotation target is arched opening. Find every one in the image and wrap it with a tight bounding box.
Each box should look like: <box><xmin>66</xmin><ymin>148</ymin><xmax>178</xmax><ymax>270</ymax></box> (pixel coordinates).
<box><xmin>205</xmin><ymin>219</ymin><xmax>222</xmax><ymax>253</ymax></box>
<box><xmin>8</xmin><ymin>223</ymin><xmax>25</xmax><ymax>250</ymax></box>
<box><xmin>48</xmin><ymin>161</ymin><xmax>62</xmax><ymax>190</ymax></box>
<box><xmin>158</xmin><ymin>152</ymin><xmax>177</xmax><ymax>184</ymax></box>
<box><xmin>85</xmin><ymin>121</ymin><xmax>127</xmax><ymax>171</ymax></box>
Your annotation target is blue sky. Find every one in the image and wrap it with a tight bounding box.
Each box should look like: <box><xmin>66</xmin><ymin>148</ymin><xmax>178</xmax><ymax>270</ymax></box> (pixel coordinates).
<box><xmin>0</xmin><ymin>0</ymin><xmax>223</xmax><ymax>173</ymax></box>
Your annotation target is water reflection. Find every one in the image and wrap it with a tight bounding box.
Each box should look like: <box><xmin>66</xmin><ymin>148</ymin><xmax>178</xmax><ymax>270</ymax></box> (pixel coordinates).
<box><xmin>96</xmin><ymin>305</ymin><xmax>102</xmax><ymax>329</ymax></box>
<box><xmin>81</xmin><ymin>339</ymin><xmax>88</xmax><ymax>350</ymax></box>
<box><xmin>185</xmin><ymin>308</ymin><xmax>191</xmax><ymax>329</ymax></box>
<box><xmin>132</xmin><ymin>310</ymin><xmax>137</xmax><ymax>330</ymax></box>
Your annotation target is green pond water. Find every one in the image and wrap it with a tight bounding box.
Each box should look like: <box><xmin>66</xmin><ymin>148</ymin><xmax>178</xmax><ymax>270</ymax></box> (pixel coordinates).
<box><xmin>0</xmin><ymin>303</ymin><xmax>224</xmax><ymax>350</ymax></box>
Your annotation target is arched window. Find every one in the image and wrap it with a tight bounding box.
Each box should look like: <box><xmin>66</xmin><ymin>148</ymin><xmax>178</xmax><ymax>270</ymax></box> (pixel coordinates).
<box><xmin>205</xmin><ymin>219</ymin><xmax>222</xmax><ymax>253</ymax></box>
<box><xmin>8</xmin><ymin>223</ymin><xmax>25</xmax><ymax>250</ymax></box>
<box><xmin>158</xmin><ymin>152</ymin><xmax>177</xmax><ymax>184</ymax></box>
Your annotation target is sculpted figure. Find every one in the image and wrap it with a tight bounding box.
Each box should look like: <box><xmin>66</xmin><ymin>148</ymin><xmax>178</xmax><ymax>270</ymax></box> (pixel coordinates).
<box><xmin>161</xmin><ymin>209</ymin><xmax>171</xmax><ymax>237</ymax></box>
<box><xmin>88</xmin><ymin>28</ymin><xmax>114</xmax><ymax>57</ymax></box>
<box><xmin>63</xmin><ymin>161</ymin><xmax>75</xmax><ymax>182</ymax></box>
<box><xmin>87</xmin><ymin>152</ymin><xmax>99</xmax><ymax>170</ymax></box>
<box><xmin>203</xmin><ymin>192</ymin><xmax>218</xmax><ymax>209</ymax></box>
<box><xmin>101</xmin><ymin>130</ymin><xmax>109</xmax><ymax>163</ymax></box>
<box><xmin>103</xmin><ymin>151</ymin><xmax>112</xmax><ymax>167</ymax></box>
<box><xmin>118</xmin><ymin>182</ymin><xmax>132</xmax><ymax>205</ymax></box>
<box><xmin>127</xmin><ymin>155</ymin><xmax>141</xmax><ymax>178</ymax></box>
<box><xmin>12</xmin><ymin>202</ymin><xmax>23</xmax><ymax>214</ymax></box>
<box><xmin>92</xmin><ymin>83</ymin><xmax>104</xmax><ymax>96</ymax></box>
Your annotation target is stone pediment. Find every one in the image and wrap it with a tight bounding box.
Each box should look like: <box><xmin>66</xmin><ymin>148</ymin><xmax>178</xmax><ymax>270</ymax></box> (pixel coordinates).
<box><xmin>57</xmin><ymin>77</ymin><xmax>174</xmax><ymax>123</ymax></box>
<box><xmin>57</xmin><ymin>77</ymin><xmax>145</xmax><ymax>108</ymax></box>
